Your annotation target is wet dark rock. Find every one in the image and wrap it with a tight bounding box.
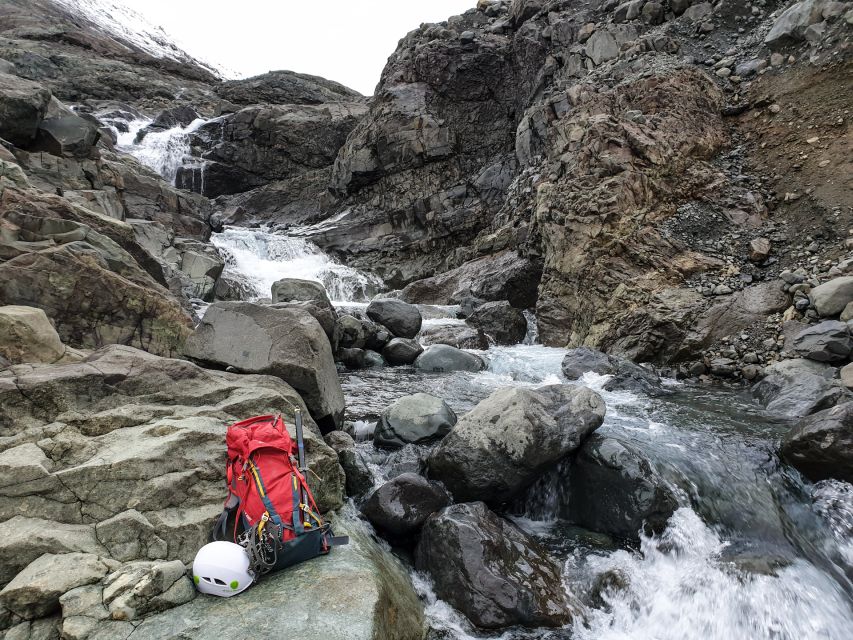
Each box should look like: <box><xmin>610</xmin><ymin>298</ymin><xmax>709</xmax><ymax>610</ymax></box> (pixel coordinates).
<box><xmin>792</xmin><ymin>321</ymin><xmax>852</xmax><ymax>363</ymax></box>
<box><xmin>325</xmin><ymin>431</ymin><xmax>374</xmax><ymax>498</ymax></box>
<box><xmin>361</xmin><ymin>473</ymin><xmax>450</xmax><ymax>538</ymax></box>
<box><xmin>561</xmin><ymin>348</ymin><xmax>665</xmax><ymax>396</ymax></box>
<box><xmin>414</xmin><ymin>344</ymin><xmax>485</xmax><ymax>373</ymax></box>
<box><xmin>467</xmin><ymin>301</ymin><xmax>527</xmax><ymax>346</ymax></box>
<box><xmin>569</xmin><ymin>434</ymin><xmax>679</xmax><ymax>541</ymax></box>
<box><xmin>366</xmin><ymin>299</ymin><xmax>422</xmax><ymax>339</ymax></box>
<box><xmin>271</xmin><ymin>278</ymin><xmax>333</xmax><ymax>310</ymax></box>
<box><xmin>33</xmin><ymin>113</ymin><xmax>100</xmax><ymax>159</ymax></box>
<box><xmin>415</xmin><ymin>502</ymin><xmax>578</xmax><ymax>629</ymax></box>
<box><xmin>428</xmin><ymin>385</ymin><xmax>605</xmax><ymax>504</ymax></box>
<box><xmin>419</xmin><ymin>324</ymin><xmax>489</xmax><ymax>350</ymax></box>
<box><xmin>751</xmin><ymin>359</ymin><xmax>844</xmax><ymax>418</ymax></box>
<box><xmin>363</xmin><ymin>321</ymin><xmax>392</xmax><ymax>352</ymax></box>
<box><xmin>334</xmin><ymin>314</ymin><xmax>366</xmax><ymax>349</ymax></box>
<box><xmin>781</xmin><ymin>401</ymin><xmax>853</xmax><ymax>484</ymax></box>
<box><xmin>382</xmin><ymin>338</ymin><xmax>423</xmax><ymax>366</ymax></box>
<box><xmin>363</xmin><ymin>350</ymin><xmax>385</xmax><ymax>368</ymax></box>
<box><xmin>336</xmin><ymin>347</ymin><xmax>366</xmax><ymax>369</ymax></box>
<box><xmin>374</xmin><ymin>393</ymin><xmax>457</xmax><ymax>449</ymax></box>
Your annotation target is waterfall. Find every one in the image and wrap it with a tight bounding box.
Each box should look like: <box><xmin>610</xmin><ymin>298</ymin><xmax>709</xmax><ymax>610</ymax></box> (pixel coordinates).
<box><xmin>212</xmin><ymin>226</ymin><xmax>383</xmax><ymax>303</ymax></box>
<box><xmin>111</xmin><ymin>117</ymin><xmax>208</xmax><ymax>185</ymax></box>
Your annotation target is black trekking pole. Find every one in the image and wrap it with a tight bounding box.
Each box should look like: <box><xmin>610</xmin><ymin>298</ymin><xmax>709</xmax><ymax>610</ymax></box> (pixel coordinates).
<box><xmin>294</xmin><ymin>408</ymin><xmax>310</xmax><ymax>528</ymax></box>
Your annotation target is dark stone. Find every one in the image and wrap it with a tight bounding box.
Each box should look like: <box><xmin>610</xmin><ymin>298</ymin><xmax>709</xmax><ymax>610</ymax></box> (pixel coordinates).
<box><xmin>751</xmin><ymin>359</ymin><xmax>843</xmax><ymax>418</ymax></box>
<box><xmin>780</xmin><ymin>402</ymin><xmax>853</xmax><ymax>484</ymax></box>
<box><xmin>324</xmin><ymin>430</ymin><xmax>374</xmax><ymax>498</ymax></box>
<box><xmin>414</xmin><ymin>344</ymin><xmax>485</xmax><ymax>373</ymax></box>
<box><xmin>374</xmin><ymin>393</ymin><xmax>457</xmax><ymax>449</ymax></box>
<box><xmin>367</xmin><ymin>299</ymin><xmax>422</xmax><ymax>339</ymax></box>
<box><xmin>361</xmin><ymin>473</ymin><xmax>450</xmax><ymax>538</ymax></box>
<box><xmin>569</xmin><ymin>434</ymin><xmax>678</xmax><ymax>541</ymax></box>
<box><xmin>467</xmin><ymin>301</ymin><xmax>527</xmax><ymax>346</ymax></box>
<box><xmin>561</xmin><ymin>347</ymin><xmax>665</xmax><ymax>396</ymax></box>
<box><xmin>419</xmin><ymin>324</ymin><xmax>489</xmax><ymax>350</ymax></box>
<box><xmin>415</xmin><ymin>502</ymin><xmax>578</xmax><ymax>629</ymax></box>
<box><xmin>381</xmin><ymin>338</ymin><xmax>423</xmax><ymax>366</ymax></box>
<box><xmin>792</xmin><ymin>321</ymin><xmax>852</xmax><ymax>363</ymax></box>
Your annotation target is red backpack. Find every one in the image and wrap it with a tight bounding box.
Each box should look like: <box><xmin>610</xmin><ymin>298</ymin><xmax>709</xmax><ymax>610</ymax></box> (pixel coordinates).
<box><xmin>212</xmin><ymin>413</ymin><xmax>346</xmax><ymax>575</ymax></box>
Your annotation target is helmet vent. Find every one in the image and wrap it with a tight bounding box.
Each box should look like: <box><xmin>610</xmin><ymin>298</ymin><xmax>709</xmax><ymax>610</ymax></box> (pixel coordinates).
<box><xmin>213</xmin><ymin>578</ymin><xmax>226</xmax><ymax>586</ymax></box>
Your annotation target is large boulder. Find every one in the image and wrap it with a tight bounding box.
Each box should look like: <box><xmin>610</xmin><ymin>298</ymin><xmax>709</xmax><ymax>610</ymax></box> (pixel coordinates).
<box><xmin>101</xmin><ymin>559</ymin><xmax>195</xmax><ymax>621</ymax></box>
<box><xmin>366</xmin><ymin>298</ymin><xmax>422</xmax><ymax>339</ymax></box>
<box><xmin>0</xmin><ymin>72</ymin><xmax>51</xmax><ymax>147</ymax></box>
<box><xmin>215</xmin><ymin>70</ymin><xmax>364</xmax><ymax>106</ymax></box>
<box><xmin>810</xmin><ymin>276</ymin><xmax>853</xmax><ymax>317</ymax></box>
<box><xmin>129</xmin><ymin>516</ymin><xmax>425</xmax><ymax>640</ymax></box>
<box><xmin>765</xmin><ymin>0</ymin><xmax>831</xmax><ymax>47</ymax></box>
<box><xmin>415</xmin><ymin>502</ymin><xmax>577</xmax><ymax>629</ymax></box>
<box><xmin>569</xmin><ymin>434</ymin><xmax>679</xmax><ymax>540</ymax></box>
<box><xmin>361</xmin><ymin>473</ymin><xmax>450</xmax><ymax>538</ymax></box>
<box><xmin>419</xmin><ymin>324</ymin><xmax>489</xmax><ymax>350</ymax></box>
<box><xmin>0</xmin><ymin>306</ymin><xmax>82</xmax><ymax>365</ymax></box>
<box><xmin>414</xmin><ymin>344</ymin><xmax>485</xmax><ymax>373</ymax></box>
<box><xmin>561</xmin><ymin>347</ymin><xmax>665</xmax><ymax>396</ymax></box>
<box><xmin>374</xmin><ymin>393</ymin><xmax>457</xmax><ymax>449</ymax></box>
<box><xmin>0</xmin><ymin>345</ymin><xmax>345</xmax><ymax>560</ymax></box>
<box><xmin>399</xmin><ymin>251</ymin><xmax>542</xmax><ymax>309</ymax></box>
<box><xmin>33</xmin><ymin>113</ymin><xmax>100</xmax><ymax>159</ymax></box>
<box><xmin>0</xmin><ymin>553</ymin><xmax>111</xmax><ymax>620</ymax></box>
<box><xmin>467</xmin><ymin>301</ymin><xmax>527</xmax><ymax>346</ymax></box>
<box><xmin>792</xmin><ymin>321</ymin><xmax>852</xmax><ymax>363</ymax></box>
<box><xmin>780</xmin><ymin>402</ymin><xmax>853</xmax><ymax>484</ymax></box>
<box><xmin>183</xmin><ymin>302</ymin><xmax>345</xmax><ymax>431</ymax></box>
<box><xmin>271</xmin><ymin>278</ymin><xmax>333</xmax><ymax>310</ymax></box>
<box><xmin>381</xmin><ymin>338</ymin><xmax>423</xmax><ymax>366</ymax></box>
<box><xmin>428</xmin><ymin>385</ymin><xmax>605</xmax><ymax>504</ymax></box>
<box><xmin>751</xmin><ymin>358</ymin><xmax>844</xmax><ymax>418</ymax></box>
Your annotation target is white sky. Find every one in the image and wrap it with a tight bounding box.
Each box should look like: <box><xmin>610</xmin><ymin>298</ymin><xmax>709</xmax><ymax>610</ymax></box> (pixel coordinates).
<box><xmin>120</xmin><ymin>0</ymin><xmax>476</xmax><ymax>95</ymax></box>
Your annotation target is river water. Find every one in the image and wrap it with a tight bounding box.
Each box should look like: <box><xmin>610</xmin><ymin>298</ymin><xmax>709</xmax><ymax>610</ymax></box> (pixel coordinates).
<box><xmin>118</xmin><ymin>133</ymin><xmax>853</xmax><ymax>640</ymax></box>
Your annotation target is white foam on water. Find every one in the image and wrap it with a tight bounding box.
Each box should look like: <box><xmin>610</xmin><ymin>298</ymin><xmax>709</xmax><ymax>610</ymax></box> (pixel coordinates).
<box><xmin>573</xmin><ymin>508</ymin><xmax>853</xmax><ymax>640</ymax></box>
<box><xmin>115</xmin><ymin>117</ymin><xmax>208</xmax><ymax>183</ymax></box>
<box><xmin>212</xmin><ymin>226</ymin><xmax>383</xmax><ymax>303</ymax></box>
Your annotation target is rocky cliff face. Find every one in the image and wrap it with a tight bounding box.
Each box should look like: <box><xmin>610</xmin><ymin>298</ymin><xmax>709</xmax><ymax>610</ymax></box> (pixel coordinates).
<box><xmin>301</xmin><ymin>0</ymin><xmax>852</xmax><ymax>379</ymax></box>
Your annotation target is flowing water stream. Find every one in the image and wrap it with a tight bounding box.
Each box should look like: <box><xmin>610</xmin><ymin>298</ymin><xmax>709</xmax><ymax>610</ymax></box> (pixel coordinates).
<box><xmin>123</xmin><ymin>142</ymin><xmax>853</xmax><ymax>639</ymax></box>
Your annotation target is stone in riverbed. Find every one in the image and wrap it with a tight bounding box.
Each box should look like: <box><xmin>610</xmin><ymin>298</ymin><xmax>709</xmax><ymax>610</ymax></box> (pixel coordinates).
<box><xmin>361</xmin><ymin>473</ymin><xmax>450</xmax><ymax>538</ymax></box>
<box><xmin>414</xmin><ymin>344</ymin><xmax>485</xmax><ymax>373</ymax></box>
<box><xmin>415</xmin><ymin>502</ymin><xmax>578</xmax><ymax>629</ymax></box>
<box><xmin>374</xmin><ymin>393</ymin><xmax>457</xmax><ymax>449</ymax></box>
<box><xmin>324</xmin><ymin>431</ymin><xmax>374</xmax><ymax>498</ymax></box>
<box><xmin>420</xmin><ymin>324</ymin><xmax>489</xmax><ymax>350</ymax></box>
<box><xmin>428</xmin><ymin>385</ymin><xmax>605</xmax><ymax>504</ymax></box>
<box><xmin>569</xmin><ymin>434</ymin><xmax>678</xmax><ymax>540</ymax></box>
<box><xmin>381</xmin><ymin>337</ymin><xmax>423</xmax><ymax>365</ymax></box>
<box><xmin>366</xmin><ymin>298</ymin><xmax>422</xmax><ymax>339</ymax></box>
<box><xmin>182</xmin><ymin>302</ymin><xmax>344</xmax><ymax>431</ymax></box>
<box><xmin>792</xmin><ymin>320</ymin><xmax>852</xmax><ymax>363</ymax></box>
<box><xmin>780</xmin><ymin>401</ymin><xmax>853</xmax><ymax>484</ymax></box>
<box><xmin>271</xmin><ymin>278</ymin><xmax>333</xmax><ymax>312</ymax></box>
<box><xmin>466</xmin><ymin>300</ymin><xmax>527</xmax><ymax>346</ymax></box>
<box><xmin>751</xmin><ymin>358</ymin><xmax>844</xmax><ymax>418</ymax></box>
<box><xmin>333</xmin><ymin>314</ymin><xmax>366</xmax><ymax>349</ymax></box>
<box><xmin>561</xmin><ymin>347</ymin><xmax>665</xmax><ymax>396</ymax></box>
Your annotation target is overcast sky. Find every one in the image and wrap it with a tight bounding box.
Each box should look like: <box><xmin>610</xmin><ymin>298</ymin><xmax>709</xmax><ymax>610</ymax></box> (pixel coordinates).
<box><xmin>120</xmin><ymin>0</ymin><xmax>476</xmax><ymax>95</ymax></box>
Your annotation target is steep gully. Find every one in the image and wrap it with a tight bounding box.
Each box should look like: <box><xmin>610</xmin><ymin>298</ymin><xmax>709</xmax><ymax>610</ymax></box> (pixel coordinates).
<box><xmin>120</xmin><ymin>122</ymin><xmax>853</xmax><ymax>640</ymax></box>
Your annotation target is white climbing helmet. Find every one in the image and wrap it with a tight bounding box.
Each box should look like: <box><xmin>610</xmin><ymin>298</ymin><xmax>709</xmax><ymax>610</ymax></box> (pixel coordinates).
<box><xmin>192</xmin><ymin>541</ymin><xmax>254</xmax><ymax>598</ymax></box>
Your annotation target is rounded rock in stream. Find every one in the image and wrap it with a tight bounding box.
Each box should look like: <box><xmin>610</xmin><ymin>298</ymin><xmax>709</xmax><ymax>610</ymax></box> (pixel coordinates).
<box><xmin>569</xmin><ymin>433</ymin><xmax>678</xmax><ymax>540</ymax></box>
<box><xmin>366</xmin><ymin>298</ymin><xmax>422</xmax><ymax>339</ymax></box>
<box><xmin>374</xmin><ymin>393</ymin><xmax>457</xmax><ymax>449</ymax></box>
<box><xmin>466</xmin><ymin>300</ymin><xmax>527</xmax><ymax>345</ymax></box>
<box><xmin>561</xmin><ymin>347</ymin><xmax>665</xmax><ymax>396</ymax></box>
<box><xmin>414</xmin><ymin>344</ymin><xmax>485</xmax><ymax>373</ymax></box>
<box><xmin>780</xmin><ymin>401</ymin><xmax>853</xmax><ymax>484</ymax></box>
<box><xmin>361</xmin><ymin>472</ymin><xmax>450</xmax><ymax>539</ymax></box>
<box><xmin>415</xmin><ymin>502</ymin><xmax>579</xmax><ymax>629</ymax></box>
<box><xmin>382</xmin><ymin>338</ymin><xmax>423</xmax><ymax>365</ymax></box>
<box><xmin>428</xmin><ymin>385</ymin><xmax>605</xmax><ymax>504</ymax></box>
